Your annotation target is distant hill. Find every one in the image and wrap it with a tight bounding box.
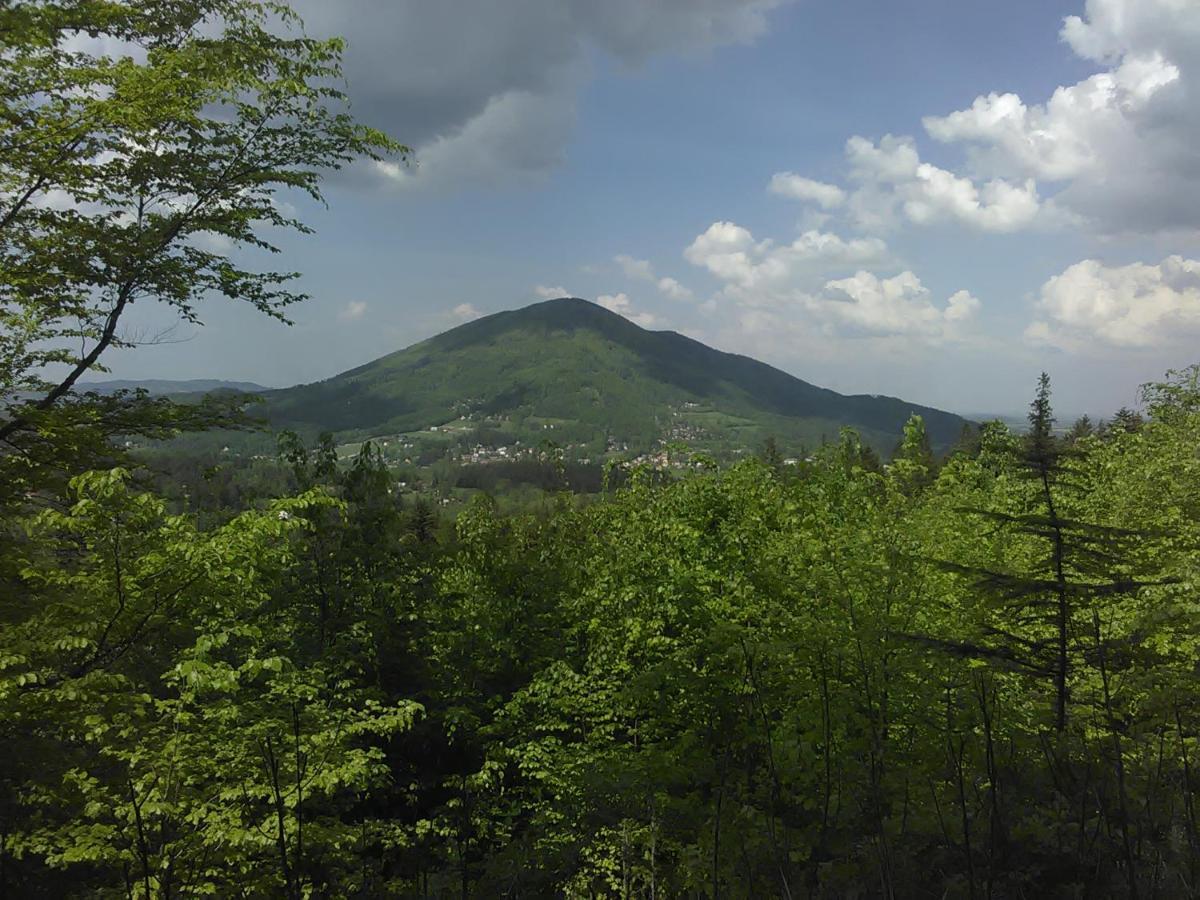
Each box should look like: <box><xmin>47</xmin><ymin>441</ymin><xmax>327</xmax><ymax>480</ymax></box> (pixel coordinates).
<box><xmin>261</xmin><ymin>298</ymin><xmax>972</xmax><ymax>455</ymax></box>
<box><xmin>78</xmin><ymin>379</ymin><xmax>269</xmax><ymax>396</ymax></box>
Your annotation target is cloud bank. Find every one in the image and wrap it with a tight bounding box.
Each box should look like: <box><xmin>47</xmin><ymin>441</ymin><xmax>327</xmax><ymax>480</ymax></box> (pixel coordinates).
<box><xmin>294</xmin><ymin>0</ymin><xmax>791</xmax><ymax>189</ymax></box>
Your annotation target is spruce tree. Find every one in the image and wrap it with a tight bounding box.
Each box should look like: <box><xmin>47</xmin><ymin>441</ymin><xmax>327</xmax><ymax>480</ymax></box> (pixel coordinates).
<box><xmin>938</xmin><ymin>374</ymin><xmax>1162</xmax><ymax>732</ymax></box>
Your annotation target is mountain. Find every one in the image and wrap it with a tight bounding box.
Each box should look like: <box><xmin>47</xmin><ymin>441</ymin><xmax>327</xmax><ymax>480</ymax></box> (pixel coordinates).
<box><xmin>262</xmin><ymin>297</ymin><xmax>972</xmax><ymax>454</ymax></box>
<box><xmin>79</xmin><ymin>379</ymin><xmax>269</xmax><ymax>396</ymax></box>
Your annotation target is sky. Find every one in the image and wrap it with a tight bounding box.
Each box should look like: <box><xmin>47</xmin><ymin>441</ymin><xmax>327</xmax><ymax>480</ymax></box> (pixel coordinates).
<box><xmin>107</xmin><ymin>0</ymin><xmax>1200</xmax><ymax>417</ymax></box>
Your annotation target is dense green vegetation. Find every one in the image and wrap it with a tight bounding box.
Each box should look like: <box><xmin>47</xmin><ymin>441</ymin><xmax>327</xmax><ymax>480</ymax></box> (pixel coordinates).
<box><xmin>6</xmin><ymin>3</ymin><xmax>1200</xmax><ymax>897</ymax></box>
<box><xmin>259</xmin><ymin>297</ymin><xmax>973</xmax><ymax>457</ymax></box>
<box><xmin>6</xmin><ymin>370</ymin><xmax>1200</xmax><ymax>897</ymax></box>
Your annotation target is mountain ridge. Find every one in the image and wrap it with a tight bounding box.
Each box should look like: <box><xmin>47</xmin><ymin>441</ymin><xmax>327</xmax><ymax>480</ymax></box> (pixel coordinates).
<box><xmin>261</xmin><ymin>297</ymin><xmax>972</xmax><ymax>454</ymax></box>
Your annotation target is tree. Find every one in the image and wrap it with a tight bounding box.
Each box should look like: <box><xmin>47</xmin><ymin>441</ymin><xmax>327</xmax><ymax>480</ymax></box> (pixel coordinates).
<box><xmin>891</xmin><ymin>414</ymin><xmax>936</xmax><ymax>493</ymax></box>
<box><xmin>0</xmin><ymin>470</ymin><xmax>419</xmax><ymax>896</ymax></box>
<box><xmin>1101</xmin><ymin>406</ymin><xmax>1146</xmax><ymax>438</ymax></box>
<box><xmin>928</xmin><ymin>376</ymin><xmax>1168</xmax><ymax>730</ymax></box>
<box><xmin>1067</xmin><ymin>414</ymin><xmax>1094</xmax><ymax>443</ymax></box>
<box><xmin>931</xmin><ymin>373</ymin><xmax>1083</xmax><ymax>732</ymax></box>
<box><xmin>0</xmin><ymin>5</ymin><xmax>419</xmax><ymax>892</ymax></box>
<box><xmin>0</xmin><ymin>0</ymin><xmax>405</xmax><ymax>494</ymax></box>
<box><xmin>759</xmin><ymin>435</ymin><xmax>783</xmax><ymax>471</ymax></box>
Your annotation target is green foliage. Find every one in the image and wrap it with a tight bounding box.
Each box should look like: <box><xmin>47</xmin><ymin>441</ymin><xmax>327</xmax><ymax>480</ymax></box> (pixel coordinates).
<box><xmin>6</xmin><ymin>6</ymin><xmax>1200</xmax><ymax>898</ymax></box>
<box><xmin>9</xmin><ymin>359</ymin><xmax>1200</xmax><ymax>898</ymax></box>
<box><xmin>0</xmin><ymin>0</ymin><xmax>405</xmax><ymax>505</ymax></box>
<box><xmin>0</xmin><ymin>470</ymin><xmax>419</xmax><ymax>896</ymax></box>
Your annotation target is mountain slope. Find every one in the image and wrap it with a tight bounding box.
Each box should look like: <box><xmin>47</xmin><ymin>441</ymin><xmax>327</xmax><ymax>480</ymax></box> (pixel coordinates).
<box><xmin>263</xmin><ymin>298</ymin><xmax>971</xmax><ymax>453</ymax></box>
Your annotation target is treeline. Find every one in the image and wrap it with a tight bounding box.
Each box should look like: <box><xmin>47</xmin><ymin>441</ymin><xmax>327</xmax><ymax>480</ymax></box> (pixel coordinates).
<box><xmin>450</xmin><ymin>457</ymin><xmax>630</xmax><ymax>495</ymax></box>
<box><xmin>3</xmin><ymin>370</ymin><xmax>1200</xmax><ymax>897</ymax></box>
<box><xmin>5</xmin><ymin>3</ymin><xmax>1200</xmax><ymax>894</ymax></box>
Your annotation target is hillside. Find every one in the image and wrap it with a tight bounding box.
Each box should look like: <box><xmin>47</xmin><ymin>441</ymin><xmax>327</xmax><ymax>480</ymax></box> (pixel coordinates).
<box><xmin>262</xmin><ymin>297</ymin><xmax>971</xmax><ymax>455</ymax></box>
<box><xmin>78</xmin><ymin>379</ymin><xmax>269</xmax><ymax>396</ymax></box>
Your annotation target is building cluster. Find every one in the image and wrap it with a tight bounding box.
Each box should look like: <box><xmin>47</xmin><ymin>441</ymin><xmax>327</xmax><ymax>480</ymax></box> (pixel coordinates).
<box><xmin>457</xmin><ymin>443</ymin><xmax>528</xmax><ymax>465</ymax></box>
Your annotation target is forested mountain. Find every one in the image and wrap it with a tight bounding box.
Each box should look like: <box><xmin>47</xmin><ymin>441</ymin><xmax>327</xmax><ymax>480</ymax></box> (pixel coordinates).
<box><xmin>262</xmin><ymin>297</ymin><xmax>971</xmax><ymax>453</ymax></box>
<box><xmin>8</xmin><ymin>2</ymin><xmax>1200</xmax><ymax>897</ymax></box>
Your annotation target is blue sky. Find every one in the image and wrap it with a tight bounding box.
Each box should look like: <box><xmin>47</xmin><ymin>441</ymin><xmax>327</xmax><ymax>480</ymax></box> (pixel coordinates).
<box><xmin>110</xmin><ymin>0</ymin><xmax>1200</xmax><ymax>416</ymax></box>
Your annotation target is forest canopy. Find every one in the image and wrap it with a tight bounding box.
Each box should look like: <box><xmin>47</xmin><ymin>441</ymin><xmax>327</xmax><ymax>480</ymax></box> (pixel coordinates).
<box><xmin>4</xmin><ymin>2</ymin><xmax>1200</xmax><ymax>899</ymax></box>
<box><xmin>6</xmin><ymin>365</ymin><xmax>1200</xmax><ymax>896</ymax></box>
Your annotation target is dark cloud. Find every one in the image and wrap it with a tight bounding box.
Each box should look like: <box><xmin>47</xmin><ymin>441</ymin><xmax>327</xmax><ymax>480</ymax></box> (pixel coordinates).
<box><xmin>290</xmin><ymin>0</ymin><xmax>788</xmax><ymax>187</ymax></box>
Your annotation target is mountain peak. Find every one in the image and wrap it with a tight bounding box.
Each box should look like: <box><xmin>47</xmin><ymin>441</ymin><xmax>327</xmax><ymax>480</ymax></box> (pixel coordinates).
<box><xmin>266</xmin><ymin>299</ymin><xmax>972</xmax><ymax>452</ymax></box>
<box><xmin>493</xmin><ymin>296</ymin><xmax>632</xmax><ymax>325</ymax></box>
<box><xmin>511</xmin><ymin>296</ymin><xmax>625</xmax><ymax>325</ymax></box>
<box><xmin>426</xmin><ymin>296</ymin><xmax>649</xmax><ymax>353</ymax></box>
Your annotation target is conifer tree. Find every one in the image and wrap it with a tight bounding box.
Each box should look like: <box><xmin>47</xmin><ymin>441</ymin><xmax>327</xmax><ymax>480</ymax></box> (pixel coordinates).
<box><xmin>939</xmin><ymin>374</ymin><xmax>1162</xmax><ymax>732</ymax></box>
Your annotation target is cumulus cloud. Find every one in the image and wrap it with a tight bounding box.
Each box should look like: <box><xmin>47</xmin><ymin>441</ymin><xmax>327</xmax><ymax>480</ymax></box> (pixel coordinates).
<box><xmin>60</xmin><ymin>31</ymin><xmax>145</xmax><ymax>62</ymax></box>
<box><xmin>452</xmin><ymin>302</ymin><xmax>482</xmax><ymax>322</ymax></box>
<box><xmin>919</xmin><ymin>0</ymin><xmax>1199</xmax><ymax>233</ymax></box>
<box><xmin>683</xmin><ymin>221</ymin><xmax>889</xmax><ymax>294</ymax></box>
<box><xmin>189</xmin><ymin>231</ymin><xmax>236</xmax><ymax>254</ymax></box>
<box><xmin>1027</xmin><ymin>256</ymin><xmax>1200</xmax><ymax>350</ymax></box>
<box><xmin>597</xmin><ymin>292</ymin><xmax>661</xmax><ymax>327</ymax></box>
<box><xmin>682</xmin><ymin>222</ymin><xmax>977</xmax><ymax>346</ymax></box>
<box><xmin>338</xmin><ymin>300</ymin><xmax>368</xmax><ymax>322</ymax></box>
<box><xmin>615</xmin><ymin>254</ymin><xmax>695</xmax><ymax>300</ymax></box>
<box><xmin>813</xmin><ymin>272</ymin><xmax>980</xmax><ymax>339</ymax></box>
<box><xmin>760</xmin><ymin>1</ymin><xmax>1198</xmax><ymax>235</ymax></box>
<box><xmin>615</xmin><ymin>254</ymin><xmax>656</xmax><ymax>281</ymax></box>
<box><xmin>768</xmin><ymin>173</ymin><xmax>846</xmax><ymax>209</ymax></box>
<box><xmin>657</xmin><ymin>277</ymin><xmax>694</xmax><ymax>301</ymax></box>
<box><xmin>945</xmin><ymin>289</ymin><xmax>982</xmax><ymax>322</ymax></box>
<box><xmin>534</xmin><ymin>284</ymin><xmax>572</xmax><ymax>299</ymax></box>
<box><xmin>843</xmin><ymin>135</ymin><xmax>1044</xmax><ymax>233</ymax></box>
<box><xmin>294</xmin><ymin>0</ymin><xmax>790</xmax><ymax>189</ymax></box>
<box><xmin>701</xmin><ymin>273</ymin><xmax>982</xmax><ymax>366</ymax></box>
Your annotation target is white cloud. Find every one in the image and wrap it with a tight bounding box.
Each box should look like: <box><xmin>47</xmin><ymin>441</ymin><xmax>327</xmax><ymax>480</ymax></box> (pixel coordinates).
<box><xmin>843</xmin><ymin>135</ymin><xmax>1044</xmax><ymax>233</ymax></box>
<box><xmin>906</xmin><ymin>165</ymin><xmax>1041</xmax><ymax>233</ymax></box>
<box><xmin>615</xmin><ymin>254</ymin><xmax>656</xmax><ymax>281</ymax></box>
<box><xmin>686</xmin><ymin>219</ymin><xmax>974</xmax><ymax>348</ymax></box>
<box><xmin>768</xmin><ymin>173</ymin><xmax>846</xmax><ymax>209</ymax></box>
<box><xmin>1060</xmin><ymin>0</ymin><xmax>1199</xmax><ymax>66</ymax></box>
<box><xmin>60</xmin><ymin>31</ymin><xmax>145</xmax><ymax>62</ymax></box>
<box><xmin>918</xmin><ymin>0</ymin><xmax>1199</xmax><ymax>233</ymax></box>
<box><xmin>452</xmin><ymin>302</ymin><xmax>482</xmax><ymax>322</ymax></box>
<box><xmin>762</xmin><ymin>1</ymin><xmax>1199</xmax><ymax>235</ymax></box>
<box><xmin>534</xmin><ymin>284</ymin><xmax>571</xmax><ymax>299</ymax></box>
<box><xmin>814</xmin><ymin>271</ymin><xmax>980</xmax><ymax>338</ymax></box>
<box><xmin>338</xmin><ymin>300</ymin><xmax>368</xmax><ymax>322</ymax></box>
<box><xmin>699</xmin><ymin>274</ymin><xmax>982</xmax><ymax>371</ymax></box>
<box><xmin>682</xmin><ymin>222</ymin><xmax>977</xmax><ymax>346</ymax></box>
<box><xmin>921</xmin><ymin>54</ymin><xmax>1180</xmax><ymax>185</ymax></box>
<box><xmin>656</xmin><ymin>276</ymin><xmax>694</xmax><ymax>301</ymax></box>
<box><xmin>190</xmin><ymin>231</ymin><xmax>236</xmax><ymax>254</ymax></box>
<box><xmin>614</xmin><ymin>254</ymin><xmax>695</xmax><ymax>300</ymax></box>
<box><xmin>945</xmin><ymin>289</ymin><xmax>982</xmax><ymax>322</ymax></box>
<box><xmin>597</xmin><ymin>292</ymin><xmax>660</xmax><ymax>327</ymax></box>
<box><xmin>683</xmin><ymin>221</ymin><xmax>889</xmax><ymax>294</ymax></box>
<box><xmin>1027</xmin><ymin>255</ymin><xmax>1200</xmax><ymax>350</ymax></box>
<box><xmin>846</xmin><ymin>134</ymin><xmax>921</xmax><ymax>183</ymax></box>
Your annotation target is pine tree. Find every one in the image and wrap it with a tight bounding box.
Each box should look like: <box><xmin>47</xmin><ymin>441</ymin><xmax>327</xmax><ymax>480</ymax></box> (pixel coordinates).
<box><xmin>1067</xmin><ymin>414</ymin><xmax>1094</xmax><ymax>443</ymax></box>
<box><xmin>938</xmin><ymin>374</ymin><xmax>1163</xmax><ymax>732</ymax></box>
